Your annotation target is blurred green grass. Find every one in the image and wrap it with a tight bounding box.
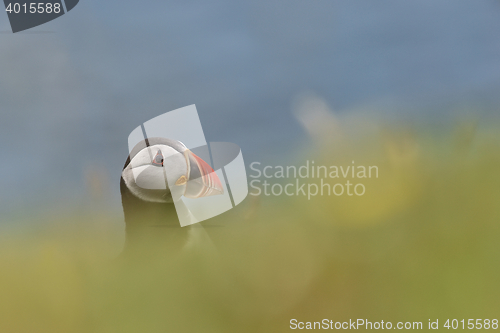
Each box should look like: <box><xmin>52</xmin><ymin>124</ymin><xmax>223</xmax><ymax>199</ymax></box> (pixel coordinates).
<box><xmin>1</xmin><ymin>116</ymin><xmax>500</xmax><ymax>332</ymax></box>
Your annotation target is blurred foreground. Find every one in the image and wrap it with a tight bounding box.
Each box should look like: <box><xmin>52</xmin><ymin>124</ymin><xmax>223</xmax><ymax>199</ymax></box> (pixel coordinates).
<box><xmin>1</xmin><ymin>110</ymin><xmax>500</xmax><ymax>332</ymax></box>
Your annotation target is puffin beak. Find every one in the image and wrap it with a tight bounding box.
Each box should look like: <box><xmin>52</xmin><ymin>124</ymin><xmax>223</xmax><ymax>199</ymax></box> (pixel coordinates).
<box><xmin>184</xmin><ymin>150</ymin><xmax>224</xmax><ymax>199</ymax></box>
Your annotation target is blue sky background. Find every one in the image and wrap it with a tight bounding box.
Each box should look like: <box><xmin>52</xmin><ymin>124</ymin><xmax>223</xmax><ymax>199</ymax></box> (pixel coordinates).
<box><xmin>1</xmin><ymin>0</ymin><xmax>500</xmax><ymax>220</ymax></box>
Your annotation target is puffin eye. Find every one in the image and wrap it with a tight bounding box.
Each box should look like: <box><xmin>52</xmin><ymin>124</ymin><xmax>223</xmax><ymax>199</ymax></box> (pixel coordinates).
<box><xmin>152</xmin><ymin>149</ymin><xmax>164</xmax><ymax>166</ymax></box>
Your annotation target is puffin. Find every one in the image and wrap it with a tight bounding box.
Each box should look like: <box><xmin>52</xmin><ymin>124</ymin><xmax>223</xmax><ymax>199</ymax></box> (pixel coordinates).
<box><xmin>120</xmin><ymin>137</ymin><xmax>224</xmax><ymax>255</ymax></box>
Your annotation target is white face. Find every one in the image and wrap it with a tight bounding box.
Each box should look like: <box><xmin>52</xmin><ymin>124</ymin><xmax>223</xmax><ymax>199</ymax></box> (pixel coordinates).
<box><xmin>122</xmin><ymin>141</ymin><xmax>224</xmax><ymax>204</ymax></box>
<box><xmin>122</xmin><ymin>144</ymin><xmax>189</xmax><ymax>203</ymax></box>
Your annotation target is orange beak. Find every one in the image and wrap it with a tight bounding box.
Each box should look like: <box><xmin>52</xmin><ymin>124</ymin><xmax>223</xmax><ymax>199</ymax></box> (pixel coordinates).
<box><xmin>184</xmin><ymin>151</ymin><xmax>224</xmax><ymax>198</ymax></box>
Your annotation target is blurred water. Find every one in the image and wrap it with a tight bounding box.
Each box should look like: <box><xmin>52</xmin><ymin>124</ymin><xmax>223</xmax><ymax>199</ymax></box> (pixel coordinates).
<box><xmin>1</xmin><ymin>0</ymin><xmax>500</xmax><ymax>219</ymax></box>
<box><xmin>1</xmin><ymin>3</ymin><xmax>500</xmax><ymax>330</ymax></box>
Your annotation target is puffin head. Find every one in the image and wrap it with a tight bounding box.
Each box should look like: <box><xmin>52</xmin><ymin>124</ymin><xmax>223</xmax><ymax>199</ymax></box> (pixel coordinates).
<box><xmin>121</xmin><ymin>137</ymin><xmax>223</xmax><ymax>204</ymax></box>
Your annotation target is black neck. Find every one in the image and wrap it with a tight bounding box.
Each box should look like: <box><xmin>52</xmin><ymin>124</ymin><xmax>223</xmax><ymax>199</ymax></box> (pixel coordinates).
<box><xmin>120</xmin><ymin>177</ymin><xmax>191</xmax><ymax>256</ymax></box>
